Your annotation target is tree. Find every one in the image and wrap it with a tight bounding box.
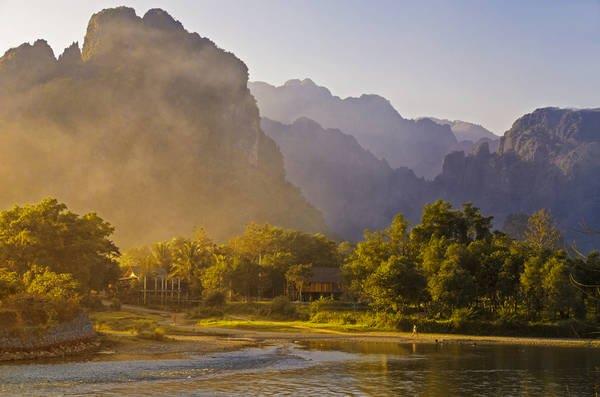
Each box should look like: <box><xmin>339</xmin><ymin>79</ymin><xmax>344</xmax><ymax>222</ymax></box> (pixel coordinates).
<box><xmin>427</xmin><ymin>244</ymin><xmax>476</xmax><ymax>311</ymax></box>
<box><xmin>285</xmin><ymin>264</ymin><xmax>313</xmax><ymax>301</ymax></box>
<box><xmin>542</xmin><ymin>255</ymin><xmax>579</xmax><ymax>320</ymax></box>
<box><xmin>0</xmin><ymin>198</ymin><xmax>119</xmax><ymax>291</ymax></box>
<box><xmin>520</xmin><ymin>256</ymin><xmax>545</xmax><ymax>320</ymax></box>
<box><xmin>411</xmin><ymin>201</ymin><xmax>493</xmax><ymax>247</ymax></box>
<box><xmin>502</xmin><ymin>213</ymin><xmax>529</xmax><ymax>240</ymax></box>
<box><xmin>23</xmin><ymin>265</ymin><xmax>80</xmax><ymax>302</ymax></box>
<box><xmin>0</xmin><ymin>268</ymin><xmax>22</xmax><ymax>300</ymax></box>
<box><xmin>525</xmin><ymin>209</ymin><xmax>562</xmax><ymax>252</ymax></box>
<box><xmin>201</xmin><ymin>253</ymin><xmax>233</xmax><ymax>295</ymax></box>
<box><xmin>170</xmin><ymin>237</ymin><xmax>214</xmax><ymax>296</ymax></box>
<box><xmin>364</xmin><ymin>255</ymin><xmax>426</xmax><ymax>313</ymax></box>
<box><xmin>150</xmin><ymin>242</ymin><xmax>173</xmax><ymax>273</ymax></box>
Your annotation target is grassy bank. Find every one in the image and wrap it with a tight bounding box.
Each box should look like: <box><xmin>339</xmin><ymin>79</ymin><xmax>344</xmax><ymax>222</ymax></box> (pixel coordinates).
<box><xmin>187</xmin><ymin>300</ymin><xmax>600</xmax><ymax>340</ymax></box>
<box><xmin>89</xmin><ymin>305</ymin><xmax>600</xmax><ymax>349</ymax></box>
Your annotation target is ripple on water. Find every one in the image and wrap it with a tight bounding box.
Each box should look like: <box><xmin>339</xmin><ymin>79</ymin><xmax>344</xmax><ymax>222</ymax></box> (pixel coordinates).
<box><xmin>1</xmin><ymin>342</ymin><xmax>598</xmax><ymax>396</ymax></box>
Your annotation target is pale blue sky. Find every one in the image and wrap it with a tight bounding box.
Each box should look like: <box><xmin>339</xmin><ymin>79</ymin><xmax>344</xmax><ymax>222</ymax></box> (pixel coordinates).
<box><xmin>1</xmin><ymin>0</ymin><xmax>599</xmax><ymax>133</ymax></box>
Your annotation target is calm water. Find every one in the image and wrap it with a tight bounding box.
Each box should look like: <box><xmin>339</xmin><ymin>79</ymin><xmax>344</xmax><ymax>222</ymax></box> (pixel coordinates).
<box><xmin>0</xmin><ymin>341</ymin><xmax>598</xmax><ymax>396</ymax></box>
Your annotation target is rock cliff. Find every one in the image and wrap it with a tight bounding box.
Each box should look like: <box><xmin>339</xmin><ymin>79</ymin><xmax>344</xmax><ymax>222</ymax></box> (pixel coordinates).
<box><xmin>0</xmin><ymin>7</ymin><xmax>325</xmax><ymax>245</ymax></box>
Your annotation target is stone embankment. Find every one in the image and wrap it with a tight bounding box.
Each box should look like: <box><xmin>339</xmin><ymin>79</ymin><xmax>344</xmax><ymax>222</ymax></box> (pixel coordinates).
<box><xmin>0</xmin><ymin>313</ymin><xmax>98</xmax><ymax>361</ymax></box>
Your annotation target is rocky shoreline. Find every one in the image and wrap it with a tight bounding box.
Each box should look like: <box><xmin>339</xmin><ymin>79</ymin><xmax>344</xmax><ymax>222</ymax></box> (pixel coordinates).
<box><xmin>0</xmin><ymin>313</ymin><xmax>98</xmax><ymax>362</ymax></box>
<box><xmin>0</xmin><ymin>339</ymin><xmax>100</xmax><ymax>362</ymax></box>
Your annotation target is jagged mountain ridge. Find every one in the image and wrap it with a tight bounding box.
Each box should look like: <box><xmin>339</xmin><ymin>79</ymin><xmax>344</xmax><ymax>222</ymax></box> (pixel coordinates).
<box><xmin>249</xmin><ymin>79</ymin><xmax>458</xmax><ymax>179</ymax></box>
<box><xmin>261</xmin><ymin>107</ymin><xmax>599</xmax><ymax>249</ymax></box>
<box><xmin>0</xmin><ymin>7</ymin><xmax>326</xmax><ymax>246</ymax></box>
<box><xmin>261</xmin><ymin>117</ymin><xmax>433</xmax><ymax>240</ymax></box>
<box><xmin>436</xmin><ymin>107</ymin><xmax>600</xmax><ymax>250</ymax></box>
<box><xmin>423</xmin><ymin>117</ymin><xmax>498</xmax><ymax>142</ymax></box>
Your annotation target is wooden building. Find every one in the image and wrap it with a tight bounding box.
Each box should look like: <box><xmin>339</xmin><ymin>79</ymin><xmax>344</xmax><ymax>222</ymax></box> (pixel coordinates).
<box><xmin>303</xmin><ymin>267</ymin><xmax>343</xmax><ymax>300</ymax></box>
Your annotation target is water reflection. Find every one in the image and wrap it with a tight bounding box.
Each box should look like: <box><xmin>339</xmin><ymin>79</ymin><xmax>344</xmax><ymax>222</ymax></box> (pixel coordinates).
<box><xmin>301</xmin><ymin>340</ymin><xmax>600</xmax><ymax>396</ymax></box>
<box><xmin>0</xmin><ymin>341</ymin><xmax>598</xmax><ymax>396</ymax></box>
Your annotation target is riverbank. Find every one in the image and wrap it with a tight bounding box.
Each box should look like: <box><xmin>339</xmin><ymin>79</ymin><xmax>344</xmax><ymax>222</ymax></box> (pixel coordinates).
<box><xmin>0</xmin><ymin>313</ymin><xmax>99</xmax><ymax>362</ymax></box>
<box><xmin>192</xmin><ymin>319</ymin><xmax>600</xmax><ymax>348</ymax></box>
<box><xmin>89</xmin><ymin>306</ymin><xmax>600</xmax><ymax>358</ymax></box>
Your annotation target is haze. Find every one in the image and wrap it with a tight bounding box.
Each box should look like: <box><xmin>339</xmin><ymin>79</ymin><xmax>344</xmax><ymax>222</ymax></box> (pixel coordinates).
<box><xmin>1</xmin><ymin>0</ymin><xmax>599</xmax><ymax>133</ymax></box>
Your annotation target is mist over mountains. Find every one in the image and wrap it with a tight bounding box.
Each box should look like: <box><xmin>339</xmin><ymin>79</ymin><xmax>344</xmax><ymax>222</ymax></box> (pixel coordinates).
<box><xmin>259</xmin><ymin>97</ymin><xmax>599</xmax><ymax>249</ymax></box>
<box><xmin>261</xmin><ymin>117</ymin><xmax>433</xmax><ymax>240</ymax></box>
<box><xmin>0</xmin><ymin>6</ymin><xmax>597</xmax><ymax>251</ymax></box>
<box><xmin>436</xmin><ymin>107</ymin><xmax>600</xmax><ymax>250</ymax></box>
<box><xmin>249</xmin><ymin>79</ymin><xmax>459</xmax><ymax>179</ymax></box>
<box><xmin>0</xmin><ymin>7</ymin><xmax>325</xmax><ymax>246</ymax></box>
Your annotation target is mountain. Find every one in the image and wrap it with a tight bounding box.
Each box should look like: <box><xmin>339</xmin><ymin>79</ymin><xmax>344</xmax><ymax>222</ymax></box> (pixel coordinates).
<box><xmin>436</xmin><ymin>107</ymin><xmax>600</xmax><ymax>250</ymax></box>
<box><xmin>424</xmin><ymin>117</ymin><xmax>498</xmax><ymax>142</ymax></box>
<box><xmin>261</xmin><ymin>117</ymin><xmax>432</xmax><ymax>240</ymax></box>
<box><xmin>0</xmin><ymin>7</ymin><xmax>325</xmax><ymax>246</ymax></box>
<box><xmin>423</xmin><ymin>117</ymin><xmax>500</xmax><ymax>155</ymax></box>
<box><xmin>249</xmin><ymin>79</ymin><xmax>457</xmax><ymax>179</ymax></box>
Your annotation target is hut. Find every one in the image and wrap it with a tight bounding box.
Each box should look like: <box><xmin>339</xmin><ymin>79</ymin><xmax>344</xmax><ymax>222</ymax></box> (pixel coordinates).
<box><xmin>303</xmin><ymin>267</ymin><xmax>343</xmax><ymax>300</ymax></box>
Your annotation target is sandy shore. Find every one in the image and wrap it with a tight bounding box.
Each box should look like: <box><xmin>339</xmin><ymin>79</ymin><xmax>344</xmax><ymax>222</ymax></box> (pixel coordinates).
<box><xmin>188</xmin><ymin>325</ymin><xmax>600</xmax><ymax>348</ymax></box>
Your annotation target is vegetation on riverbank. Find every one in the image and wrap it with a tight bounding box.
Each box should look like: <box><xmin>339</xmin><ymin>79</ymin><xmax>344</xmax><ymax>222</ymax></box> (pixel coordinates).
<box><xmin>0</xmin><ymin>197</ymin><xmax>599</xmax><ymax>345</ymax></box>
<box><xmin>0</xmin><ymin>199</ymin><xmax>118</xmax><ymax>340</ymax></box>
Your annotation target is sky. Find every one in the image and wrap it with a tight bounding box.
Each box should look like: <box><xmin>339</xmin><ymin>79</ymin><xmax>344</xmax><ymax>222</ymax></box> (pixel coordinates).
<box><xmin>1</xmin><ymin>0</ymin><xmax>599</xmax><ymax>133</ymax></box>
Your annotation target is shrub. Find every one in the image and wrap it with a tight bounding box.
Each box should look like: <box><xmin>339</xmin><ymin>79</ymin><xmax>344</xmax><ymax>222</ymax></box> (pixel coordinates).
<box><xmin>450</xmin><ymin>308</ymin><xmax>474</xmax><ymax>330</ymax></box>
<box><xmin>152</xmin><ymin>327</ymin><xmax>167</xmax><ymax>340</ymax></box>
<box><xmin>81</xmin><ymin>294</ymin><xmax>105</xmax><ymax>311</ymax></box>
<box><xmin>23</xmin><ymin>265</ymin><xmax>80</xmax><ymax>303</ymax></box>
<box><xmin>270</xmin><ymin>296</ymin><xmax>296</xmax><ymax>318</ymax></box>
<box><xmin>310</xmin><ymin>311</ymin><xmax>358</xmax><ymax>325</ymax></box>
<box><xmin>188</xmin><ymin>307</ymin><xmax>224</xmax><ymax>319</ymax></box>
<box><xmin>109</xmin><ymin>298</ymin><xmax>122</xmax><ymax>310</ymax></box>
<box><xmin>132</xmin><ymin>319</ymin><xmax>157</xmax><ymax>335</ymax></box>
<box><xmin>0</xmin><ymin>310</ymin><xmax>19</xmax><ymax>330</ymax></box>
<box><xmin>203</xmin><ymin>290</ymin><xmax>226</xmax><ymax>308</ymax></box>
<box><xmin>309</xmin><ymin>296</ymin><xmax>335</xmax><ymax>316</ymax></box>
<box><xmin>3</xmin><ymin>294</ymin><xmax>49</xmax><ymax>327</ymax></box>
<box><xmin>0</xmin><ymin>268</ymin><xmax>23</xmax><ymax>300</ymax></box>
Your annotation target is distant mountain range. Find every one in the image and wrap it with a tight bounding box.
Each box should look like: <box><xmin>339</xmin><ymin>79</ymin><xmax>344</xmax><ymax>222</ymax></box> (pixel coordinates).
<box><xmin>423</xmin><ymin>117</ymin><xmax>498</xmax><ymax>142</ymax></box>
<box><xmin>250</xmin><ymin>79</ymin><xmax>460</xmax><ymax>179</ymax></box>
<box><xmin>436</xmin><ymin>107</ymin><xmax>600</xmax><ymax>251</ymax></box>
<box><xmin>259</xmin><ymin>106</ymin><xmax>599</xmax><ymax>249</ymax></box>
<box><xmin>261</xmin><ymin>117</ymin><xmax>433</xmax><ymax>240</ymax></box>
<box><xmin>0</xmin><ymin>6</ymin><xmax>597</xmax><ymax>250</ymax></box>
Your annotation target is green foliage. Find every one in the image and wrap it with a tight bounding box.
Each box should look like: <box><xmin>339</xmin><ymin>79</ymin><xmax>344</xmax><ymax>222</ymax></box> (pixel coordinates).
<box><xmin>428</xmin><ymin>251</ymin><xmax>476</xmax><ymax>311</ymax></box>
<box><xmin>23</xmin><ymin>265</ymin><xmax>80</xmax><ymax>302</ymax></box>
<box><xmin>285</xmin><ymin>264</ymin><xmax>313</xmax><ymax>301</ymax></box>
<box><xmin>344</xmin><ymin>200</ymin><xmax>591</xmax><ymax>326</ymax></box>
<box><xmin>0</xmin><ymin>198</ymin><xmax>119</xmax><ymax>290</ymax></box>
<box><xmin>0</xmin><ymin>268</ymin><xmax>22</xmax><ymax>300</ymax></box>
<box><xmin>109</xmin><ymin>298</ymin><xmax>122</xmax><ymax>310</ymax></box>
<box><xmin>309</xmin><ymin>296</ymin><xmax>335</xmax><ymax>316</ymax></box>
<box><xmin>525</xmin><ymin>209</ymin><xmax>562</xmax><ymax>252</ymax></box>
<box><xmin>502</xmin><ymin>213</ymin><xmax>529</xmax><ymax>240</ymax></box>
<box><xmin>364</xmin><ymin>256</ymin><xmax>425</xmax><ymax>313</ymax></box>
<box><xmin>203</xmin><ymin>290</ymin><xmax>226</xmax><ymax>308</ymax></box>
<box><xmin>0</xmin><ymin>309</ymin><xmax>19</xmax><ymax>331</ymax></box>
<box><xmin>270</xmin><ymin>296</ymin><xmax>297</xmax><ymax>318</ymax></box>
<box><xmin>450</xmin><ymin>308</ymin><xmax>474</xmax><ymax>330</ymax></box>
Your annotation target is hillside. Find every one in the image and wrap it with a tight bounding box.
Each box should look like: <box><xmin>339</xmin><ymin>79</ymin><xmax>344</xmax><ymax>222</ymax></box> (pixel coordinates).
<box><xmin>0</xmin><ymin>7</ymin><xmax>325</xmax><ymax>246</ymax></box>
<box><xmin>250</xmin><ymin>79</ymin><xmax>457</xmax><ymax>179</ymax></box>
<box><xmin>436</xmin><ymin>108</ymin><xmax>600</xmax><ymax>250</ymax></box>
<box><xmin>261</xmin><ymin>117</ymin><xmax>432</xmax><ymax>240</ymax></box>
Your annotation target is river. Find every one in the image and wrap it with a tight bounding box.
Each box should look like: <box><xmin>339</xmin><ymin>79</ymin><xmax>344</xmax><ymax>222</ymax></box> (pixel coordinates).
<box><xmin>0</xmin><ymin>341</ymin><xmax>598</xmax><ymax>396</ymax></box>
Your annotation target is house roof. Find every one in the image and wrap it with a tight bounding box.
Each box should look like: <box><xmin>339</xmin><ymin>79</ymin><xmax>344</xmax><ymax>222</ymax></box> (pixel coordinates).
<box><xmin>309</xmin><ymin>267</ymin><xmax>341</xmax><ymax>283</ymax></box>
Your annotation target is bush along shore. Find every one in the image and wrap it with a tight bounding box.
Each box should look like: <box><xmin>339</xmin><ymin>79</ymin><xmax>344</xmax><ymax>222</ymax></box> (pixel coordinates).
<box><xmin>0</xmin><ymin>313</ymin><xmax>98</xmax><ymax>362</ymax></box>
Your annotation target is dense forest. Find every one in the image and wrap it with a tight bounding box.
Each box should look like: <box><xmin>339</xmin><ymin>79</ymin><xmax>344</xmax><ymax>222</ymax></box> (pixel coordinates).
<box><xmin>2</xmin><ymin>197</ymin><xmax>597</xmax><ymax>336</ymax></box>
